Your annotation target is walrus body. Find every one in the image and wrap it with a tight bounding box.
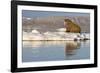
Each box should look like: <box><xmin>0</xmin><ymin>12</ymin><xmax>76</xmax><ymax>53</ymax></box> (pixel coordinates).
<box><xmin>64</xmin><ymin>19</ymin><xmax>81</xmax><ymax>33</ymax></box>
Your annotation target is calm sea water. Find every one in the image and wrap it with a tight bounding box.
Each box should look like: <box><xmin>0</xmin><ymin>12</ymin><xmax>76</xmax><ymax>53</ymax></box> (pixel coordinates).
<box><xmin>22</xmin><ymin>40</ymin><xmax>90</xmax><ymax>62</ymax></box>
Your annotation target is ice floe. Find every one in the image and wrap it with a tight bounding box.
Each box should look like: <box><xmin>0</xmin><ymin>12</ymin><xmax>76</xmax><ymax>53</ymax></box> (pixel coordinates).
<box><xmin>23</xmin><ymin>30</ymin><xmax>90</xmax><ymax>41</ymax></box>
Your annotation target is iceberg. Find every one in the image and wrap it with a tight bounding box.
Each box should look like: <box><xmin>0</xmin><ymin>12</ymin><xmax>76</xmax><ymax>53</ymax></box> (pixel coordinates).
<box><xmin>32</xmin><ymin>30</ymin><xmax>40</xmax><ymax>34</ymax></box>
<box><xmin>26</xmin><ymin>17</ymin><xmax>31</xmax><ymax>20</ymax></box>
<box><xmin>23</xmin><ymin>31</ymin><xmax>44</xmax><ymax>41</ymax></box>
<box><xmin>56</xmin><ymin>28</ymin><xmax>66</xmax><ymax>32</ymax></box>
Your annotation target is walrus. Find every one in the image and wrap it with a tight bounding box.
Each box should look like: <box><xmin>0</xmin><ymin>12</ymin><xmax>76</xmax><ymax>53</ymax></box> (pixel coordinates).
<box><xmin>64</xmin><ymin>19</ymin><xmax>81</xmax><ymax>33</ymax></box>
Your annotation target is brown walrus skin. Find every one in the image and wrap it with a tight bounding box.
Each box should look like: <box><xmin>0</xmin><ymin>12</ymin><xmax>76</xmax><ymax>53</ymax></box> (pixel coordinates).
<box><xmin>64</xmin><ymin>19</ymin><xmax>81</xmax><ymax>33</ymax></box>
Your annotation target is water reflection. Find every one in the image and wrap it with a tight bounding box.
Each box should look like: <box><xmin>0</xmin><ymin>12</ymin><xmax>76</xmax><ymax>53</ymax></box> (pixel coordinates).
<box><xmin>22</xmin><ymin>40</ymin><xmax>90</xmax><ymax>62</ymax></box>
<box><xmin>65</xmin><ymin>41</ymin><xmax>81</xmax><ymax>56</ymax></box>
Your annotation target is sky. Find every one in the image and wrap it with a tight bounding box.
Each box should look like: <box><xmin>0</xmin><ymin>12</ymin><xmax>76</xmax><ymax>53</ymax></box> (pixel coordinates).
<box><xmin>22</xmin><ymin>10</ymin><xmax>90</xmax><ymax>18</ymax></box>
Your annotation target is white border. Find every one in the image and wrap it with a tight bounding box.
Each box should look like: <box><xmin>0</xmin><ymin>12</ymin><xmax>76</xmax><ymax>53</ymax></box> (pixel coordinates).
<box><xmin>17</xmin><ymin>5</ymin><xmax>94</xmax><ymax>68</ymax></box>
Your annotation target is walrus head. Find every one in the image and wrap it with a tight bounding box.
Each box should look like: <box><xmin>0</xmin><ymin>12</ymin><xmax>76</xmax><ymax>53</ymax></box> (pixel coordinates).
<box><xmin>64</xmin><ymin>19</ymin><xmax>81</xmax><ymax>33</ymax></box>
<box><xmin>64</xmin><ymin>19</ymin><xmax>72</xmax><ymax>22</ymax></box>
<box><xmin>64</xmin><ymin>19</ymin><xmax>71</xmax><ymax>28</ymax></box>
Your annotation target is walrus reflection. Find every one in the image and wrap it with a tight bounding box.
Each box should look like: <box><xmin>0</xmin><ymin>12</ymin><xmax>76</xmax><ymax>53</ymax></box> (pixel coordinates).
<box><xmin>65</xmin><ymin>41</ymin><xmax>81</xmax><ymax>56</ymax></box>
